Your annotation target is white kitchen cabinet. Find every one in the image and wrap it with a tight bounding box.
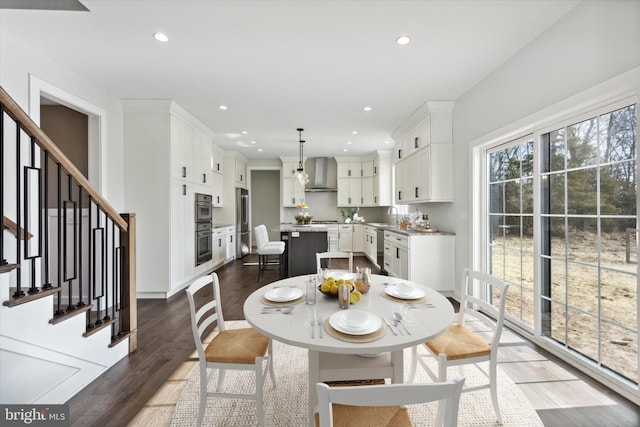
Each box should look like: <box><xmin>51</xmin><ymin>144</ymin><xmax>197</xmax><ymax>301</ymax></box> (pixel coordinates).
<box><xmin>384</xmin><ymin>230</ymin><xmax>455</xmax><ymax>294</ymax></box>
<box><xmin>192</xmin><ymin>128</ymin><xmax>212</xmax><ymax>186</ymax></box>
<box><xmin>235</xmin><ymin>158</ymin><xmax>247</xmax><ymax>188</ymax></box>
<box><xmin>361</xmin><ymin>176</ymin><xmax>375</xmax><ymax>206</ymax></box>
<box><xmin>123</xmin><ymin>100</ymin><xmax>216</xmax><ymax>298</ymax></box>
<box><xmin>326</xmin><ymin>225</ymin><xmax>339</xmax><ymax>252</ymax></box>
<box><xmin>406</xmin><ymin>116</ymin><xmax>430</xmax><ymax>156</ymax></box>
<box><xmin>361</xmin><ymin>160</ymin><xmax>374</xmax><ymax>177</ymax></box>
<box><xmin>226</xmin><ymin>226</ymin><xmax>236</xmax><ymax>262</ymax></box>
<box><xmin>352</xmin><ymin>224</ymin><xmax>364</xmax><ymax>253</ymax></box>
<box><xmin>170</xmin><ymin>180</ymin><xmax>194</xmax><ymax>290</ymax></box>
<box><xmin>337</xmin><ymin>177</ymin><xmax>362</xmax><ymax>207</ymax></box>
<box><xmin>281</xmin><ymin>160</ymin><xmax>304</xmax><ymax>207</ymax></box>
<box><xmin>170</xmin><ymin>115</ymin><xmax>193</xmax><ymax>181</ymax></box>
<box><xmin>211</xmin><ymin>144</ymin><xmax>224</xmax><ymax>207</ymax></box>
<box><xmin>391</xmin><ymin>101</ymin><xmax>454</xmax><ymax>204</ymax></box>
<box><xmin>211</xmin><ymin>172</ymin><xmax>224</xmax><ymax>207</ymax></box>
<box><xmin>364</xmin><ymin>226</ymin><xmax>377</xmax><ymax>265</ymax></box>
<box><xmin>395</xmin><ymin>144</ymin><xmax>452</xmax><ymax>203</ymax></box>
<box><xmin>338</xmin><ymin>224</ymin><xmax>353</xmax><ymax>252</ymax></box>
<box><xmin>212</xmin><ymin>227</ymin><xmax>226</xmax><ymax>266</ymax></box>
<box><xmin>393</xmin><ymin>134</ymin><xmax>407</xmax><ymax>162</ymax></box>
<box><xmin>337</xmin><ymin>162</ymin><xmax>362</xmax><ymax>178</ymax></box>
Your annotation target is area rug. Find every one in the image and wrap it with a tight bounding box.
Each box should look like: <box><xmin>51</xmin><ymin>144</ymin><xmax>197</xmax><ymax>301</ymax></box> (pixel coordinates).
<box><xmin>170</xmin><ymin>321</ymin><xmax>543</xmax><ymax>426</ymax></box>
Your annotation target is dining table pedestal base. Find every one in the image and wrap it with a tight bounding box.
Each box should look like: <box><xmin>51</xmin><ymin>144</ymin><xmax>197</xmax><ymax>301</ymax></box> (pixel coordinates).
<box><xmin>308</xmin><ymin>350</ymin><xmax>404</xmax><ymax>426</ymax></box>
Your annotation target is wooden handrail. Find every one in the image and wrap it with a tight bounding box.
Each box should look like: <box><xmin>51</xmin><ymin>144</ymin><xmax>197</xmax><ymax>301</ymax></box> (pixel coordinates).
<box><xmin>3</xmin><ymin>216</ymin><xmax>33</xmax><ymax>240</ymax></box>
<box><xmin>0</xmin><ymin>86</ymin><xmax>127</xmax><ymax>231</ymax></box>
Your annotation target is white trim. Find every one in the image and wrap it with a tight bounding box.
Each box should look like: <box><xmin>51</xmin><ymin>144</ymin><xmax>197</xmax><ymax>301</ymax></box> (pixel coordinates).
<box><xmin>471</xmin><ymin>67</ymin><xmax>640</xmax><ymax>404</ymax></box>
<box><xmin>27</xmin><ymin>74</ymin><xmax>107</xmax><ymax>195</ymax></box>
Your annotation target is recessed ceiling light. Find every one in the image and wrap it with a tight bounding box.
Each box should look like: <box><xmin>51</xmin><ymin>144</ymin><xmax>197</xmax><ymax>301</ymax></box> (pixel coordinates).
<box><xmin>241</xmin><ymin>130</ymin><xmax>248</xmax><ymax>134</ymax></box>
<box><xmin>153</xmin><ymin>32</ymin><xmax>169</xmax><ymax>42</ymax></box>
<box><xmin>346</xmin><ymin>141</ymin><xmax>353</xmax><ymax>145</ymax></box>
<box><xmin>219</xmin><ymin>105</ymin><xmax>228</xmax><ymax>110</ymax></box>
<box><xmin>343</xmin><ymin>149</ymin><xmax>348</xmax><ymax>152</ymax></box>
<box><xmin>384</xmin><ymin>140</ymin><xmax>390</xmax><ymax>144</ymax></box>
<box><xmin>258</xmin><ymin>148</ymin><xmax>263</xmax><ymax>152</ymax></box>
<box><xmin>396</xmin><ymin>35</ymin><xmax>411</xmax><ymax>45</ymax></box>
<box><xmin>250</xmin><ymin>141</ymin><xmax>256</xmax><ymax>144</ymax></box>
<box><xmin>352</xmin><ymin>131</ymin><xmax>358</xmax><ymax>135</ymax></box>
<box><xmin>363</xmin><ymin>106</ymin><xmax>372</xmax><ymax>111</ymax></box>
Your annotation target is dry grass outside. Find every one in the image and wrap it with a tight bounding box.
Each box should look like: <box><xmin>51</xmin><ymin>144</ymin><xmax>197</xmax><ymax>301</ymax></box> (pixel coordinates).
<box><xmin>491</xmin><ymin>232</ymin><xmax>638</xmax><ymax>382</ymax></box>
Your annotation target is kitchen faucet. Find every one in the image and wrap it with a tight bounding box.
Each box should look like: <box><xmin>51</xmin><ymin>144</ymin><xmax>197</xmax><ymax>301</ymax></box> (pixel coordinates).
<box><xmin>387</xmin><ymin>205</ymin><xmax>399</xmax><ymax>226</ymax></box>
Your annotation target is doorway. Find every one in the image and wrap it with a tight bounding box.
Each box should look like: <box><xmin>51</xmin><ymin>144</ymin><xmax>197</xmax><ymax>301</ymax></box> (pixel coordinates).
<box><xmin>250</xmin><ymin>169</ymin><xmax>281</xmax><ymax>249</ymax></box>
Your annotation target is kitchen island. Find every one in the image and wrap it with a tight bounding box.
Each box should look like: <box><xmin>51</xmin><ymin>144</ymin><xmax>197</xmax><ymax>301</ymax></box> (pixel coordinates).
<box><xmin>278</xmin><ymin>224</ymin><xmax>329</xmax><ymax>277</ymax></box>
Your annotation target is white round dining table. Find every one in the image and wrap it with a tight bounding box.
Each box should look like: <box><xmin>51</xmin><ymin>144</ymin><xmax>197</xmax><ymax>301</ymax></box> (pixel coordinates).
<box><xmin>243</xmin><ymin>273</ymin><xmax>454</xmax><ymax>426</ymax></box>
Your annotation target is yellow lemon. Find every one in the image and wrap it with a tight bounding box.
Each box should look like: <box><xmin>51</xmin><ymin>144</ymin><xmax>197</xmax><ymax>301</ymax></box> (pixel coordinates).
<box><xmin>336</xmin><ymin>278</ymin><xmax>345</xmax><ymax>284</ymax></box>
<box><xmin>320</xmin><ymin>282</ymin><xmax>330</xmax><ymax>293</ymax></box>
<box><xmin>349</xmin><ymin>293</ymin><xmax>358</xmax><ymax>304</ymax></box>
<box><xmin>352</xmin><ymin>290</ymin><xmax>362</xmax><ymax>301</ymax></box>
<box><xmin>327</xmin><ymin>276</ymin><xmax>335</xmax><ymax>282</ymax></box>
<box><xmin>330</xmin><ymin>284</ymin><xmax>339</xmax><ymax>294</ymax></box>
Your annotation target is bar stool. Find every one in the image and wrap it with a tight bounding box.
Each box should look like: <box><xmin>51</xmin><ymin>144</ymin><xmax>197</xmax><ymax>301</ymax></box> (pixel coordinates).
<box><xmin>254</xmin><ymin>224</ymin><xmax>285</xmax><ymax>282</ymax></box>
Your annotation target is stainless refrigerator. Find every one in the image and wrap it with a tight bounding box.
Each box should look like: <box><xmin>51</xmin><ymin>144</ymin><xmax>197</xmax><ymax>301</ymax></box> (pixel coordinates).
<box><xmin>236</xmin><ymin>187</ymin><xmax>250</xmax><ymax>258</ymax></box>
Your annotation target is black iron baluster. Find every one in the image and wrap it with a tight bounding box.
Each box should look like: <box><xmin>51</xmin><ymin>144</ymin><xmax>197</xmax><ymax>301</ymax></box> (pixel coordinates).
<box><xmin>42</xmin><ymin>153</ymin><xmax>51</xmax><ymax>290</ymax></box>
<box><xmin>55</xmin><ymin>163</ymin><xmax>63</xmax><ymax>315</ymax></box>
<box><xmin>87</xmin><ymin>198</ymin><xmax>94</xmax><ymax>329</ymax></box>
<box><xmin>24</xmin><ymin>136</ymin><xmax>39</xmax><ymax>294</ymax></box>
<box><xmin>93</xmin><ymin>207</ymin><xmax>103</xmax><ymax>325</ymax></box>
<box><xmin>14</xmin><ymin>120</ymin><xmax>24</xmax><ymax>297</ymax></box>
<box><xmin>64</xmin><ymin>173</ymin><xmax>77</xmax><ymax>312</ymax></box>
<box><xmin>103</xmin><ymin>212</ymin><xmax>110</xmax><ymax>322</ymax></box>
<box><xmin>76</xmin><ymin>186</ymin><xmax>84</xmax><ymax>306</ymax></box>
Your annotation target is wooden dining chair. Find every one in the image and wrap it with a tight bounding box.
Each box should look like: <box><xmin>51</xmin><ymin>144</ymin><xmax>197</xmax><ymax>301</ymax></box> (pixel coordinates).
<box><xmin>185</xmin><ymin>272</ymin><xmax>276</xmax><ymax>427</ymax></box>
<box><xmin>409</xmin><ymin>268</ymin><xmax>510</xmax><ymax>425</ymax></box>
<box><xmin>315</xmin><ymin>377</ymin><xmax>465</xmax><ymax>427</ymax></box>
<box><xmin>316</xmin><ymin>251</ymin><xmax>353</xmax><ymax>275</ymax></box>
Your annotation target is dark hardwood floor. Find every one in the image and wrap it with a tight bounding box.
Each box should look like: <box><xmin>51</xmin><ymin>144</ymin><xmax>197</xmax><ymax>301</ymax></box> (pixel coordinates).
<box><xmin>67</xmin><ymin>254</ymin><xmax>639</xmax><ymax>426</ymax></box>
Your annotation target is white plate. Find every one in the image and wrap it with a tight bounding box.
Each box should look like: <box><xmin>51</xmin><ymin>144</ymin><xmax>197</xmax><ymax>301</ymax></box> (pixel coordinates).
<box><xmin>329</xmin><ymin>310</ymin><xmax>381</xmax><ymax>335</ymax></box>
<box><xmin>264</xmin><ymin>287</ymin><xmax>304</xmax><ymax>302</ymax></box>
<box><xmin>385</xmin><ymin>283</ymin><xmax>426</xmax><ymax>300</ymax></box>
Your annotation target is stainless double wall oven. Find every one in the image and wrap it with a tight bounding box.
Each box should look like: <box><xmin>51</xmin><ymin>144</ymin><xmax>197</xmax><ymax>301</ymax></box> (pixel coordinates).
<box><xmin>195</xmin><ymin>193</ymin><xmax>213</xmax><ymax>266</ymax></box>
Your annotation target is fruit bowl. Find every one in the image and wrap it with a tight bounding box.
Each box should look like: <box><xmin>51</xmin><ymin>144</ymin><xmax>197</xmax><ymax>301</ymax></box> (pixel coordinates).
<box><xmin>318</xmin><ymin>279</ymin><xmax>354</xmax><ymax>298</ymax></box>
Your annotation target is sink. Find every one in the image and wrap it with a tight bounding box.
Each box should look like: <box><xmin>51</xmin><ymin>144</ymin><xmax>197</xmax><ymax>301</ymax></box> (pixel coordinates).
<box><xmin>292</xmin><ymin>224</ymin><xmax>327</xmax><ymax>228</ymax></box>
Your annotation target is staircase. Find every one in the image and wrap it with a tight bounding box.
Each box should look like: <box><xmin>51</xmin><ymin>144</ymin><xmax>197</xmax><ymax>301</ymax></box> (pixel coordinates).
<box><xmin>0</xmin><ymin>86</ymin><xmax>137</xmax><ymax>404</ymax></box>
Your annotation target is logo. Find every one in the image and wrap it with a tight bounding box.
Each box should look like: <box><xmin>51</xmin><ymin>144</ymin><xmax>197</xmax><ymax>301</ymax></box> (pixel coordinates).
<box><xmin>1</xmin><ymin>405</ymin><xmax>69</xmax><ymax>426</ymax></box>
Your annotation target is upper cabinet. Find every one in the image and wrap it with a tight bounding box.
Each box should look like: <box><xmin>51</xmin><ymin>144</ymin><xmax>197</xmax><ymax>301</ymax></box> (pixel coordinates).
<box><xmin>235</xmin><ymin>158</ymin><xmax>247</xmax><ymax>188</ymax></box>
<box><xmin>211</xmin><ymin>144</ymin><xmax>224</xmax><ymax>207</ymax></box>
<box><xmin>335</xmin><ymin>151</ymin><xmax>392</xmax><ymax>207</ymax></box>
<box><xmin>281</xmin><ymin>158</ymin><xmax>305</xmax><ymax>207</ymax></box>
<box><xmin>392</xmin><ymin>101</ymin><xmax>454</xmax><ymax>204</ymax></box>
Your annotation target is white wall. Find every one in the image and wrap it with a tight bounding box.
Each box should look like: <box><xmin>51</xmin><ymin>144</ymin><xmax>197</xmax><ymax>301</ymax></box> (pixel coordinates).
<box><xmin>447</xmin><ymin>0</ymin><xmax>640</xmax><ymax>291</ymax></box>
<box><xmin>0</xmin><ymin>30</ymin><xmax>126</xmax><ymax>210</ymax></box>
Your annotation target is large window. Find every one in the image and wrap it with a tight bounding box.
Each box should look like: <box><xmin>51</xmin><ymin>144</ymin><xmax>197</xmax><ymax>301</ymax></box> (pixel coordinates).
<box><xmin>540</xmin><ymin>103</ymin><xmax>637</xmax><ymax>382</ymax></box>
<box><xmin>486</xmin><ymin>102</ymin><xmax>638</xmax><ymax>385</ymax></box>
<box><xmin>488</xmin><ymin>138</ymin><xmax>535</xmax><ymax>329</ymax></box>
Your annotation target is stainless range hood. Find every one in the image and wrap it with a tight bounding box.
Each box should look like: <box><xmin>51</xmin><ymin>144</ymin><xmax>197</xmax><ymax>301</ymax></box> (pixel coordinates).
<box><xmin>305</xmin><ymin>157</ymin><xmax>337</xmax><ymax>192</ymax></box>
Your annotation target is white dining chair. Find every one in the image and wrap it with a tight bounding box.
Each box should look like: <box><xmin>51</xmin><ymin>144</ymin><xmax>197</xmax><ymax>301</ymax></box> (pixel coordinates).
<box><xmin>315</xmin><ymin>377</ymin><xmax>465</xmax><ymax>427</ymax></box>
<box><xmin>316</xmin><ymin>251</ymin><xmax>353</xmax><ymax>275</ymax></box>
<box><xmin>185</xmin><ymin>272</ymin><xmax>275</xmax><ymax>427</ymax></box>
<box><xmin>409</xmin><ymin>268</ymin><xmax>510</xmax><ymax>425</ymax></box>
<box><xmin>254</xmin><ymin>224</ymin><xmax>285</xmax><ymax>282</ymax></box>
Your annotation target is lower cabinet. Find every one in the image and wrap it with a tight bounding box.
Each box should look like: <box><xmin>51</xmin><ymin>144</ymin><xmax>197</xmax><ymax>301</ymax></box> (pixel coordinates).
<box><xmin>364</xmin><ymin>226</ymin><xmax>377</xmax><ymax>264</ymax></box>
<box><xmin>338</xmin><ymin>225</ymin><xmax>353</xmax><ymax>252</ymax></box>
<box><xmin>384</xmin><ymin>231</ymin><xmax>455</xmax><ymax>293</ymax></box>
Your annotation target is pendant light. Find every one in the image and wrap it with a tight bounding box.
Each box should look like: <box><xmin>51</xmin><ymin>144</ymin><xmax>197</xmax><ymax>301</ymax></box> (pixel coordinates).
<box><xmin>294</xmin><ymin>128</ymin><xmax>309</xmax><ymax>186</ymax></box>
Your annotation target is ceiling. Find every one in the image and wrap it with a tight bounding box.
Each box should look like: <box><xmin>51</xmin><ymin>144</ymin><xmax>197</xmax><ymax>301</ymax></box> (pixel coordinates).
<box><xmin>0</xmin><ymin>0</ymin><xmax>580</xmax><ymax>160</ymax></box>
